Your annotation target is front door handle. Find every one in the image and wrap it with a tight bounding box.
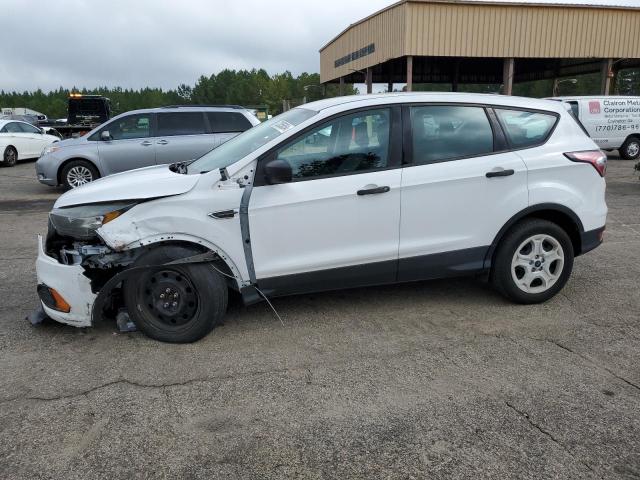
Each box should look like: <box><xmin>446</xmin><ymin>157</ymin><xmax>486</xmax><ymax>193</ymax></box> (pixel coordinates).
<box><xmin>357</xmin><ymin>185</ymin><xmax>390</xmax><ymax>196</ymax></box>
<box><xmin>141</xmin><ymin>140</ymin><xmax>153</xmax><ymax>146</ymax></box>
<box><xmin>157</xmin><ymin>139</ymin><xmax>169</xmax><ymax>145</ymax></box>
<box><xmin>486</xmin><ymin>169</ymin><xmax>515</xmax><ymax>178</ymax></box>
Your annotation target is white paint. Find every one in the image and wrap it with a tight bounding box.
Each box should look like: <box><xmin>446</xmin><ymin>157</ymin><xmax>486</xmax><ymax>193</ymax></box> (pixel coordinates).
<box><xmin>399</xmin><ymin>151</ymin><xmax>528</xmax><ymax>258</ymax></box>
<box><xmin>0</xmin><ymin>119</ymin><xmax>58</xmax><ymax>159</ymax></box>
<box><xmin>249</xmin><ymin>169</ymin><xmax>402</xmax><ymax>278</ymax></box>
<box><xmin>35</xmin><ymin>236</ymin><xmax>96</xmax><ymax>327</ymax></box>
<box><xmin>37</xmin><ymin>92</ymin><xmax>608</xmax><ymax>329</ymax></box>
<box><xmin>54</xmin><ymin>163</ymin><xmax>203</xmax><ymax>208</ymax></box>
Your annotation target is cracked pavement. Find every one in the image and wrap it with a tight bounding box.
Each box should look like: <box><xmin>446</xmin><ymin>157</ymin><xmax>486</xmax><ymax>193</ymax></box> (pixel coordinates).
<box><xmin>1</xmin><ymin>157</ymin><xmax>639</xmax><ymax>479</ymax></box>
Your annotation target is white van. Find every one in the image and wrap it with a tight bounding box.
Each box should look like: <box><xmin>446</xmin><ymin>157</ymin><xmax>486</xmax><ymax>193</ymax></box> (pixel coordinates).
<box><xmin>549</xmin><ymin>96</ymin><xmax>640</xmax><ymax>159</ymax></box>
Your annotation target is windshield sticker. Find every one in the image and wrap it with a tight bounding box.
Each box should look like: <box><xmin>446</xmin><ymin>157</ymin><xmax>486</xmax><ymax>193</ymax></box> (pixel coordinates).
<box><xmin>272</xmin><ymin>120</ymin><xmax>294</xmax><ymax>133</ymax></box>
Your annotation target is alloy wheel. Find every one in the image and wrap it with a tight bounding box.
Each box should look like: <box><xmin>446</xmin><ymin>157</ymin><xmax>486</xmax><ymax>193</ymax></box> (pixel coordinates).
<box><xmin>66</xmin><ymin>166</ymin><xmax>93</xmax><ymax>187</ymax></box>
<box><xmin>511</xmin><ymin>234</ymin><xmax>565</xmax><ymax>294</ymax></box>
<box><xmin>6</xmin><ymin>149</ymin><xmax>16</xmax><ymax>162</ymax></box>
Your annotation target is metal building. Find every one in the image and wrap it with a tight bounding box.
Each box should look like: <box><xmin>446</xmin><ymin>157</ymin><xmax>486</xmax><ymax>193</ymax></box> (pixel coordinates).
<box><xmin>319</xmin><ymin>0</ymin><xmax>640</xmax><ymax>95</ymax></box>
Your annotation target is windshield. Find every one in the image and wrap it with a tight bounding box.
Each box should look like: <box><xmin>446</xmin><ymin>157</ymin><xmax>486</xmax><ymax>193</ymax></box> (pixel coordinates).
<box><xmin>187</xmin><ymin>108</ymin><xmax>317</xmax><ymax>174</ymax></box>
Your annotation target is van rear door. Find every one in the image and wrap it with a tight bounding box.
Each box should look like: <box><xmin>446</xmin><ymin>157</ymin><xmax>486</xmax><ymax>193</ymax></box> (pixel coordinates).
<box><xmin>578</xmin><ymin>98</ymin><xmax>624</xmax><ymax>150</ymax></box>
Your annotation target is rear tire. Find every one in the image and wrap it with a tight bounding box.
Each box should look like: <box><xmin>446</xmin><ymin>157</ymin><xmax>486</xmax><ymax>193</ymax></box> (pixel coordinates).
<box><xmin>491</xmin><ymin>219</ymin><xmax>574</xmax><ymax>304</ymax></box>
<box><xmin>123</xmin><ymin>246</ymin><xmax>228</xmax><ymax>343</ymax></box>
<box><xmin>1</xmin><ymin>146</ymin><xmax>17</xmax><ymax>167</ymax></box>
<box><xmin>61</xmin><ymin>160</ymin><xmax>99</xmax><ymax>189</ymax></box>
<box><xmin>620</xmin><ymin>136</ymin><xmax>640</xmax><ymax>160</ymax></box>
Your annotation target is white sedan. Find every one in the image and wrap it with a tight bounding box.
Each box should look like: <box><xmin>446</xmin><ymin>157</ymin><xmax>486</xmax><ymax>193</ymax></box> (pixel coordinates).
<box><xmin>0</xmin><ymin>120</ymin><xmax>59</xmax><ymax>167</ymax></box>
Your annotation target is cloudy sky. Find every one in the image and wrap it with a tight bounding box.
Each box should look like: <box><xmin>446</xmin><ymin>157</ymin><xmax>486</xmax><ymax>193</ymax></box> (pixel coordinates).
<box><xmin>1</xmin><ymin>0</ymin><xmax>639</xmax><ymax>93</ymax></box>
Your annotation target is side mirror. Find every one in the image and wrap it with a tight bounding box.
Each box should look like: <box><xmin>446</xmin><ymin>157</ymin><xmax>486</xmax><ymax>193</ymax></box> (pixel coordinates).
<box><xmin>100</xmin><ymin>130</ymin><xmax>112</xmax><ymax>141</ymax></box>
<box><xmin>264</xmin><ymin>158</ymin><xmax>292</xmax><ymax>185</ymax></box>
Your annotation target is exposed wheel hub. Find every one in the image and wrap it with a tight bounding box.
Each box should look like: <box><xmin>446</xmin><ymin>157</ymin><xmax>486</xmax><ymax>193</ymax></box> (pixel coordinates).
<box><xmin>143</xmin><ymin>270</ymin><xmax>198</xmax><ymax>326</ymax></box>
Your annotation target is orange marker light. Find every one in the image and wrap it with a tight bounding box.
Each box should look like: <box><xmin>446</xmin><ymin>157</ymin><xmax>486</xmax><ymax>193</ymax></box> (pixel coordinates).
<box><xmin>49</xmin><ymin>288</ymin><xmax>71</xmax><ymax>313</ymax></box>
<box><xmin>102</xmin><ymin>210</ymin><xmax>122</xmax><ymax>224</ymax></box>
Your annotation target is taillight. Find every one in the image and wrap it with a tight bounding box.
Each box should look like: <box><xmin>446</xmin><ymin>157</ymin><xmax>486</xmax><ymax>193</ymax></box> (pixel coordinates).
<box><xmin>564</xmin><ymin>150</ymin><xmax>607</xmax><ymax>177</ymax></box>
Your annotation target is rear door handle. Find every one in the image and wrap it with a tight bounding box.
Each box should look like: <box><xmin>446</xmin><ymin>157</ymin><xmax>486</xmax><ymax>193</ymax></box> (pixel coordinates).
<box><xmin>157</xmin><ymin>139</ymin><xmax>169</xmax><ymax>145</ymax></box>
<box><xmin>486</xmin><ymin>169</ymin><xmax>515</xmax><ymax>178</ymax></box>
<box><xmin>357</xmin><ymin>185</ymin><xmax>390</xmax><ymax>195</ymax></box>
<box><xmin>141</xmin><ymin>140</ymin><xmax>153</xmax><ymax>146</ymax></box>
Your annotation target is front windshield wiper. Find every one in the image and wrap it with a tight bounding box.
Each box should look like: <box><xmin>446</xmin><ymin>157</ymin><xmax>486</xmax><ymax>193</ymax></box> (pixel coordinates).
<box><xmin>169</xmin><ymin>159</ymin><xmax>196</xmax><ymax>175</ymax></box>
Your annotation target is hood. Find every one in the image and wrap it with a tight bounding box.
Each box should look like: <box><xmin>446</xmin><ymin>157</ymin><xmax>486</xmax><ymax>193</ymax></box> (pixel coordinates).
<box><xmin>54</xmin><ymin>164</ymin><xmax>204</xmax><ymax>208</ymax></box>
<box><xmin>56</xmin><ymin>136</ymin><xmax>88</xmax><ymax>147</ymax></box>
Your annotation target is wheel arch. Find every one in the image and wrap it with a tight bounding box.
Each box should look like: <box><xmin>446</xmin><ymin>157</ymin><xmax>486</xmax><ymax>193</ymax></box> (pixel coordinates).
<box><xmin>116</xmin><ymin>235</ymin><xmax>247</xmax><ymax>290</ymax></box>
<box><xmin>3</xmin><ymin>144</ymin><xmax>17</xmax><ymax>155</ymax></box>
<box><xmin>57</xmin><ymin>157</ymin><xmax>100</xmax><ymax>185</ymax></box>
<box><xmin>484</xmin><ymin>204</ymin><xmax>584</xmax><ymax>269</ymax></box>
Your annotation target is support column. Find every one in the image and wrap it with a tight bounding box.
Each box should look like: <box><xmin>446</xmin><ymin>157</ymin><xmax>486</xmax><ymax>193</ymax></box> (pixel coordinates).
<box><xmin>406</xmin><ymin>56</ymin><xmax>413</xmax><ymax>92</ymax></box>
<box><xmin>502</xmin><ymin>58</ymin><xmax>514</xmax><ymax>95</ymax></box>
<box><xmin>452</xmin><ymin>59</ymin><xmax>460</xmax><ymax>92</ymax></box>
<box><xmin>600</xmin><ymin>58</ymin><xmax>614</xmax><ymax>95</ymax></box>
<box><xmin>339</xmin><ymin>77</ymin><xmax>345</xmax><ymax>96</ymax></box>
<box><xmin>387</xmin><ymin>81</ymin><xmax>393</xmax><ymax>93</ymax></box>
<box><xmin>366</xmin><ymin>67</ymin><xmax>373</xmax><ymax>94</ymax></box>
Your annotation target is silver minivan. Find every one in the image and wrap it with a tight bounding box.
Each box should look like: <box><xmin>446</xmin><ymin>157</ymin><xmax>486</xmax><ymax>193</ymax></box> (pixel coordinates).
<box><xmin>35</xmin><ymin>106</ymin><xmax>260</xmax><ymax>188</ymax></box>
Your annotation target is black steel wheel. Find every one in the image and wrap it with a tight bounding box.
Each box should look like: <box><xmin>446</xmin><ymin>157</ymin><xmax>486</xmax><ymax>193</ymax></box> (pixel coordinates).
<box><xmin>139</xmin><ymin>269</ymin><xmax>200</xmax><ymax>328</ymax></box>
<box><xmin>123</xmin><ymin>246</ymin><xmax>228</xmax><ymax>343</ymax></box>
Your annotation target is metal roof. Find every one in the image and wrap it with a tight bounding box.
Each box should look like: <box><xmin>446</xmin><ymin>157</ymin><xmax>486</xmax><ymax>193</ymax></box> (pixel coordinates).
<box><xmin>321</xmin><ymin>0</ymin><xmax>640</xmax><ymax>52</ymax></box>
<box><xmin>320</xmin><ymin>0</ymin><xmax>640</xmax><ymax>83</ymax></box>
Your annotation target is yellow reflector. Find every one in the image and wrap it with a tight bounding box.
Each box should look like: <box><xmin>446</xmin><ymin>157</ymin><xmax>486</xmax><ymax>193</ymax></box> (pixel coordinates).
<box><xmin>49</xmin><ymin>288</ymin><xmax>71</xmax><ymax>313</ymax></box>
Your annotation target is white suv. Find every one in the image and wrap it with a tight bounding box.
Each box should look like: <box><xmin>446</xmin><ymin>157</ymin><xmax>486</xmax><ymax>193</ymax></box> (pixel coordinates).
<box><xmin>35</xmin><ymin>93</ymin><xmax>607</xmax><ymax>342</ymax></box>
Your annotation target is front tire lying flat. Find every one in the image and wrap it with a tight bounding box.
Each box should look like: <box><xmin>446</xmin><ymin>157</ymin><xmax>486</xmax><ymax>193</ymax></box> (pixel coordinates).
<box><xmin>123</xmin><ymin>246</ymin><xmax>228</xmax><ymax>343</ymax></box>
<box><xmin>491</xmin><ymin>219</ymin><xmax>574</xmax><ymax>304</ymax></box>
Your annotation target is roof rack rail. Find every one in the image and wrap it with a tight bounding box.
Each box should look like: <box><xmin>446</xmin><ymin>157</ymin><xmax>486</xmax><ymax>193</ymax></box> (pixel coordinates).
<box><xmin>159</xmin><ymin>104</ymin><xmax>245</xmax><ymax>109</ymax></box>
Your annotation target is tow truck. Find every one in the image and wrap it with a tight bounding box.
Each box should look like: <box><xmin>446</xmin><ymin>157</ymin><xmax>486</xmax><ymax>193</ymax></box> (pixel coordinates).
<box><xmin>40</xmin><ymin>94</ymin><xmax>111</xmax><ymax>138</ymax></box>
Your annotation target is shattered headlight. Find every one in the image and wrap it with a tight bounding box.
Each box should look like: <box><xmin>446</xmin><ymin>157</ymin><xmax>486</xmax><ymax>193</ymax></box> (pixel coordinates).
<box><xmin>49</xmin><ymin>202</ymin><xmax>136</xmax><ymax>240</ymax></box>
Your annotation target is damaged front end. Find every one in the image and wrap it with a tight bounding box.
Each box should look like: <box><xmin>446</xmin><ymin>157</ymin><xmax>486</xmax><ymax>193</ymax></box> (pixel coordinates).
<box><xmin>36</xmin><ymin>202</ymin><xmax>145</xmax><ymax>327</ymax></box>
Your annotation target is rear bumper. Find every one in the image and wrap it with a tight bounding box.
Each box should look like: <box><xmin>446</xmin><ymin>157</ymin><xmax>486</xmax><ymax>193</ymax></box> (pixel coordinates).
<box><xmin>35</xmin><ymin>235</ymin><xmax>95</xmax><ymax>327</ymax></box>
<box><xmin>580</xmin><ymin>226</ymin><xmax>606</xmax><ymax>255</ymax></box>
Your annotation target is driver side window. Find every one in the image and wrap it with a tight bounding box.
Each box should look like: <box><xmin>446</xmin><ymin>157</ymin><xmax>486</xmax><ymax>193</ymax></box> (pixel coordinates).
<box><xmin>102</xmin><ymin>114</ymin><xmax>152</xmax><ymax>140</ymax></box>
<box><xmin>276</xmin><ymin>108</ymin><xmax>391</xmax><ymax>180</ymax></box>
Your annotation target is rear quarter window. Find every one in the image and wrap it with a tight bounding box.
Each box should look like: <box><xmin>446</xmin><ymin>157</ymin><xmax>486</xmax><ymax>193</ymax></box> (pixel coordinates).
<box><xmin>207</xmin><ymin>112</ymin><xmax>252</xmax><ymax>134</ymax></box>
<box><xmin>495</xmin><ymin>109</ymin><xmax>558</xmax><ymax>148</ymax></box>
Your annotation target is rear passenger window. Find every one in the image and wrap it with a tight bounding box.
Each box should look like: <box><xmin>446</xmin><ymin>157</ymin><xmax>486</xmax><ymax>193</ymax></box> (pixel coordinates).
<box><xmin>495</xmin><ymin>109</ymin><xmax>557</xmax><ymax>148</ymax></box>
<box><xmin>207</xmin><ymin>112</ymin><xmax>252</xmax><ymax>133</ymax></box>
<box><xmin>410</xmin><ymin>106</ymin><xmax>494</xmax><ymax>163</ymax></box>
<box><xmin>157</xmin><ymin>112</ymin><xmax>206</xmax><ymax>136</ymax></box>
